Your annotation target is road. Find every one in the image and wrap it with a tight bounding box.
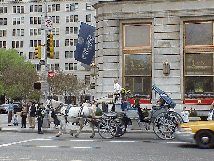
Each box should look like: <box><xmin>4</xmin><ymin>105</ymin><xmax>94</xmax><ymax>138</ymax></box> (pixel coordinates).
<box><xmin>0</xmin><ymin>132</ymin><xmax>213</xmax><ymax>161</ymax></box>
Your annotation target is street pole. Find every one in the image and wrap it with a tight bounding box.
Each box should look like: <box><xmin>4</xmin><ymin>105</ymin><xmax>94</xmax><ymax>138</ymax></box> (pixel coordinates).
<box><xmin>44</xmin><ymin>0</ymin><xmax>48</xmax><ymax>102</ymax></box>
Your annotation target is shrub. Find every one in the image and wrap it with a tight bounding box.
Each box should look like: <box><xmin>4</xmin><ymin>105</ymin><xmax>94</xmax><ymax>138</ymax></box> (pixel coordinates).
<box><xmin>190</xmin><ymin>108</ymin><xmax>197</xmax><ymax>117</ymax></box>
<box><xmin>144</xmin><ymin>108</ymin><xmax>149</xmax><ymax>117</ymax></box>
<box><xmin>95</xmin><ymin>109</ymin><xmax>103</xmax><ymax>116</ymax></box>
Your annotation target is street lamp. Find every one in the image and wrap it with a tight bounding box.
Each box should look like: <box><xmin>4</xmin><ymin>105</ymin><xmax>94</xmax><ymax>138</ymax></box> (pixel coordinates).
<box><xmin>163</xmin><ymin>59</ymin><xmax>170</xmax><ymax>76</ymax></box>
<box><xmin>90</xmin><ymin>61</ymin><xmax>99</xmax><ymax>78</ymax></box>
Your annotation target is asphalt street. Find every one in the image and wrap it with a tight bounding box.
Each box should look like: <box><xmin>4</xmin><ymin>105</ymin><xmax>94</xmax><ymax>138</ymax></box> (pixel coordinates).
<box><xmin>0</xmin><ymin>132</ymin><xmax>213</xmax><ymax>161</ymax></box>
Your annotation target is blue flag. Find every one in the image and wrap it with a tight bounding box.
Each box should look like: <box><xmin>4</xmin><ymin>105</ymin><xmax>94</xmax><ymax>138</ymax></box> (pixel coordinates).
<box><xmin>75</xmin><ymin>22</ymin><xmax>95</xmax><ymax>65</ymax></box>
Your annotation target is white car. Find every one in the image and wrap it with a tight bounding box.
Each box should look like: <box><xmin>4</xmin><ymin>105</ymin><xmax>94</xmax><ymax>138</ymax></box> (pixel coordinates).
<box><xmin>0</xmin><ymin>104</ymin><xmax>9</xmax><ymax>114</ymax></box>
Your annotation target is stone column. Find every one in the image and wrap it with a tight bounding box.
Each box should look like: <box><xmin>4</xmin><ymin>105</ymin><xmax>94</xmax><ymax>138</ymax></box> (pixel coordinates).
<box><xmin>95</xmin><ymin>18</ymin><xmax>120</xmax><ymax>99</ymax></box>
<box><xmin>153</xmin><ymin>17</ymin><xmax>182</xmax><ymax>104</ymax></box>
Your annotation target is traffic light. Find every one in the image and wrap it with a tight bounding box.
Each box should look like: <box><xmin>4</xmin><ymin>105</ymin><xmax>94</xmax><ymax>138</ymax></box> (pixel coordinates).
<box><xmin>34</xmin><ymin>82</ymin><xmax>41</xmax><ymax>90</ymax></box>
<box><xmin>35</xmin><ymin>45</ymin><xmax>41</xmax><ymax>59</ymax></box>
<box><xmin>47</xmin><ymin>34</ymin><xmax>54</xmax><ymax>58</ymax></box>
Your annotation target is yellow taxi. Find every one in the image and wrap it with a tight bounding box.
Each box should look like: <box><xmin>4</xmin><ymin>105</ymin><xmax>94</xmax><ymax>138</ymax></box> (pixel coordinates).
<box><xmin>175</xmin><ymin>121</ymin><xmax>214</xmax><ymax>149</ymax></box>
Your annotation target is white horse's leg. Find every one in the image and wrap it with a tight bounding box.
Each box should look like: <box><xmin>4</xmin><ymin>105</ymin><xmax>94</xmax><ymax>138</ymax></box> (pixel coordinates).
<box><xmin>56</xmin><ymin>117</ymin><xmax>66</xmax><ymax>137</ymax></box>
<box><xmin>75</xmin><ymin>118</ymin><xmax>84</xmax><ymax>138</ymax></box>
<box><xmin>89</xmin><ymin>121</ymin><xmax>95</xmax><ymax>138</ymax></box>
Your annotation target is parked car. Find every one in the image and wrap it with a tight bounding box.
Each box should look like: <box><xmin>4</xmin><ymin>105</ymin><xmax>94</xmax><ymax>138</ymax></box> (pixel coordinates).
<box><xmin>175</xmin><ymin>121</ymin><xmax>214</xmax><ymax>149</ymax></box>
<box><xmin>0</xmin><ymin>104</ymin><xmax>9</xmax><ymax>114</ymax></box>
<box><xmin>13</xmin><ymin>103</ymin><xmax>22</xmax><ymax>114</ymax></box>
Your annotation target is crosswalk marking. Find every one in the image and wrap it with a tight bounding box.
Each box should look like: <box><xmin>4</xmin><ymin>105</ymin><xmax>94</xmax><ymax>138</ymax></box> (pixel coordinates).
<box><xmin>22</xmin><ymin>145</ymin><xmax>100</xmax><ymax>149</ymax></box>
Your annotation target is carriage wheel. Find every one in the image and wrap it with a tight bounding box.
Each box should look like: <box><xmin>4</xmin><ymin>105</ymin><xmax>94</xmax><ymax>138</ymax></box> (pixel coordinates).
<box><xmin>98</xmin><ymin>118</ymin><xmax>117</xmax><ymax>139</ymax></box>
<box><xmin>115</xmin><ymin>118</ymin><xmax>127</xmax><ymax>137</ymax></box>
<box><xmin>153</xmin><ymin>112</ymin><xmax>183</xmax><ymax>140</ymax></box>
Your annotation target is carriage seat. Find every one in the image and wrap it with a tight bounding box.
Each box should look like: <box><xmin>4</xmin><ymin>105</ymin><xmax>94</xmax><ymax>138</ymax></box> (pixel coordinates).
<box><xmin>121</xmin><ymin>101</ymin><xmax>132</xmax><ymax>111</ymax></box>
<box><xmin>152</xmin><ymin>106</ymin><xmax>162</xmax><ymax>110</ymax></box>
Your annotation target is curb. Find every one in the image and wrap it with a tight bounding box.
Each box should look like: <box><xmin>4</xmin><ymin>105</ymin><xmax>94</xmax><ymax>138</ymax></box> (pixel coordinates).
<box><xmin>0</xmin><ymin>127</ymin><xmax>153</xmax><ymax>134</ymax></box>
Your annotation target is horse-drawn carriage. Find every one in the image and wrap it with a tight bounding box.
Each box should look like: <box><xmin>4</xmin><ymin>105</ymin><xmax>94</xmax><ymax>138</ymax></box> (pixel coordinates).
<box><xmin>50</xmin><ymin>85</ymin><xmax>183</xmax><ymax>140</ymax></box>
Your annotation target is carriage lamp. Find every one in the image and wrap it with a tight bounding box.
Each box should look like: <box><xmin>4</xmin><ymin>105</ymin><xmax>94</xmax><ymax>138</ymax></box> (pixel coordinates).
<box><xmin>163</xmin><ymin>59</ymin><xmax>170</xmax><ymax>76</ymax></box>
<box><xmin>90</xmin><ymin>61</ymin><xmax>99</xmax><ymax>78</ymax></box>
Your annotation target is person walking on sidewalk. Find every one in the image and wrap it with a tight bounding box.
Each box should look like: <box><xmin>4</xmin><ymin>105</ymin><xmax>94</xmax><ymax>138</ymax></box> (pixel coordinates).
<box><xmin>37</xmin><ymin>103</ymin><xmax>44</xmax><ymax>134</ymax></box>
<box><xmin>28</xmin><ymin>101</ymin><xmax>36</xmax><ymax>128</ymax></box>
<box><xmin>21</xmin><ymin>104</ymin><xmax>27</xmax><ymax>128</ymax></box>
<box><xmin>7</xmin><ymin>101</ymin><xmax>14</xmax><ymax>126</ymax></box>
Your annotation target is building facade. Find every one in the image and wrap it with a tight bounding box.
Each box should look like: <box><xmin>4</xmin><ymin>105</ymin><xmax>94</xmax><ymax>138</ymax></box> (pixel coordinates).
<box><xmin>0</xmin><ymin>0</ymin><xmax>95</xmax><ymax>79</ymax></box>
<box><xmin>0</xmin><ymin>0</ymin><xmax>96</xmax><ymax>102</ymax></box>
<box><xmin>92</xmin><ymin>0</ymin><xmax>214</xmax><ymax>115</ymax></box>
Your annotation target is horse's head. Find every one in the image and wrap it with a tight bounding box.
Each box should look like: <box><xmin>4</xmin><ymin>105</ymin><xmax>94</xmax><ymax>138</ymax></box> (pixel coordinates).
<box><xmin>50</xmin><ymin>99</ymin><xmax>64</xmax><ymax>114</ymax></box>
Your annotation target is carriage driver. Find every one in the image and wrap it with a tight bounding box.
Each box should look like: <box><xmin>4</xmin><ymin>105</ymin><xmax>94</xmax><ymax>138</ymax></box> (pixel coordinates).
<box><xmin>113</xmin><ymin>79</ymin><xmax>122</xmax><ymax>103</ymax></box>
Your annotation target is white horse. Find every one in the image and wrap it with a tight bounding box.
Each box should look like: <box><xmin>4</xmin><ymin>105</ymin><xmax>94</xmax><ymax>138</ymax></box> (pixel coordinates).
<box><xmin>50</xmin><ymin>99</ymin><xmax>96</xmax><ymax>138</ymax></box>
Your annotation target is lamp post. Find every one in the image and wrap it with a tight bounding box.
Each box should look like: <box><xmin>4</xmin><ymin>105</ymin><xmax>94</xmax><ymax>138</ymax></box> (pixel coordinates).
<box><xmin>163</xmin><ymin>59</ymin><xmax>170</xmax><ymax>76</ymax></box>
<box><xmin>90</xmin><ymin>62</ymin><xmax>99</xmax><ymax>78</ymax></box>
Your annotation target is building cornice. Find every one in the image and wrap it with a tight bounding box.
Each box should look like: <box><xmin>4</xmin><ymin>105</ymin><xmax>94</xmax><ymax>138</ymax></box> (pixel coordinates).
<box><xmin>95</xmin><ymin>7</ymin><xmax>214</xmax><ymax>20</ymax></box>
<box><xmin>92</xmin><ymin>0</ymin><xmax>214</xmax><ymax>9</ymax></box>
<box><xmin>0</xmin><ymin>0</ymin><xmax>91</xmax><ymax>5</ymax></box>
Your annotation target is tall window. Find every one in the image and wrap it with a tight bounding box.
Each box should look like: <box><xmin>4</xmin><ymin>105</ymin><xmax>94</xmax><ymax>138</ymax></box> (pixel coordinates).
<box><xmin>65</xmin><ymin>51</ymin><xmax>74</xmax><ymax>58</ymax></box>
<box><xmin>65</xmin><ymin>39</ymin><xmax>77</xmax><ymax>46</ymax></box>
<box><xmin>86</xmin><ymin>14</ymin><xmax>91</xmax><ymax>22</ymax></box>
<box><xmin>0</xmin><ymin>18</ymin><xmax>7</xmax><ymax>25</ymax></box>
<box><xmin>0</xmin><ymin>29</ymin><xmax>6</xmax><ymax>37</ymax></box>
<box><xmin>29</xmin><ymin>52</ymin><xmax>35</xmax><ymax>59</ymax></box>
<box><xmin>12</xmin><ymin>29</ymin><xmax>24</xmax><ymax>36</ymax></box>
<box><xmin>53</xmin><ymin>40</ymin><xmax>59</xmax><ymax>47</ymax></box>
<box><xmin>54</xmin><ymin>51</ymin><xmax>59</xmax><ymax>59</ymax></box>
<box><xmin>13</xmin><ymin>6</ymin><xmax>24</xmax><ymax>13</ymax></box>
<box><xmin>52</xmin><ymin>16</ymin><xmax>60</xmax><ymax>23</ymax></box>
<box><xmin>30</xmin><ymin>40</ymin><xmax>41</xmax><ymax>47</ymax></box>
<box><xmin>48</xmin><ymin>4</ymin><xmax>60</xmax><ymax>12</ymax></box>
<box><xmin>65</xmin><ymin>63</ymin><xmax>77</xmax><ymax>70</ymax></box>
<box><xmin>0</xmin><ymin>6</ymin><xmax>7</xmax><ymax>13</ymax></box>
<box><xmin>86</xmin><ymin>3</ymin><xmax>91</xmax><ymax>10</ymax></box>
<box><xmin>30</xmin><ymin>29</ymin><xmax>41</xmax><ymax>36</ymax></box>
<box><xmin>123</xmin><ymin>23</ymin><xmax>152</xmax><ymax>98</ymax></box>
<box><xmin>30</xmin><ymin>5</ymin><xmax>42</xmax><ymax>12</ymax></box>
<box><xmin>30</xmin><ymin>17</ymin><xmax>41</xmax><ymax>24</ymax></box>
<box><xmin>12</xmin><ymin>41</ymin><xmax>23</xmax><ymax>48</ymax></box>
<box><xmin>85</xmin><ymin>75</ymin><xmax>90</xmax><ymax>85</ymax></box>
<box><xmin>65</xmin><ymin>27</ymin><xmax>78</xmax><ymax>34</ymax></box>
<box><xmin>51</xmin><ymin>28</ymin><xmax>59</xmax><ymax>35</ymax></box>
<box><xmin>184</xmin><ymin>21</ymin><xmax>214</xmax><ymax>99</ymax></box>
<box><xmin>13</xmin><ymin>17</ymin><xmax>24</xmax><ymax>25</ymax></box>
<box><xmin>66</xmin><ymin>3</ymin><xmax>75</xmax><ymax>11</ymax></box>
<box><xmin>0</xmin><ymin>41</ymin><xmax>6</xmax><ymax>48</ymax></box>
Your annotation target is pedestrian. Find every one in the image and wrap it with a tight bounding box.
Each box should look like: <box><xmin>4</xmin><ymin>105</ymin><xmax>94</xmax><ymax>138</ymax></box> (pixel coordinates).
<box><xmin>37</xmin><ymin>103</ymin><xmax>44</xmax><ymax>134</ymax></box>
<box><xmin>7</xmin><ymin>101</ymin><xmax>14</xmax><ymax>126</ymax></box>
<box><xmin>28</xmin><ymin>101</ymin><xmax>36</xmax><ymax>128</ymax></box>
<box><xmin>113</xmin><ymin>79</ymin><xmax>121</xmax><ymax>103</ymax></box>
<box><xmin>180</xmin><ymin>107</ymin><xmax>189</xmax><ymax>123</ymax></box>
<box><xmin>207</xmin><ymin>102</ymin><xmax>214</xmax><ymax>121</ymax></box>
<box><xmin>13</xmin><ymin>114</ymin><xmax>18</xmax><ymax>126</ymax></box>
<box><xmin>135</xmin><ymin>98</ymin><xmax>145</xmax><ymax>122</ymax></box>
<box><xmin>21</xmin><ymin>104</ymin><xmax>27</xmax><ymax>128</ymax></box>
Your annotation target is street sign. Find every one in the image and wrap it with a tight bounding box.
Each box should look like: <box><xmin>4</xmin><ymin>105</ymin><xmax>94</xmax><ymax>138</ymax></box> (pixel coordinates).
<box><xmin>41</xmin><ymin>82</ymin><xmax>49</xmax><ymax>92</ymax></box>
<box><xmin>41</xmin><ymin>17</ymin><xmax>53</xmax><ymax>30</ymax></box>
<box><xmin>48</xmin><ymin>72</ymin><xmax>54</xmax><ymax>77</ymax></box>
<box><xmin>39</xmin><ymin>60</ymin><xmax>45</xmax><ymax>65</ymax></box>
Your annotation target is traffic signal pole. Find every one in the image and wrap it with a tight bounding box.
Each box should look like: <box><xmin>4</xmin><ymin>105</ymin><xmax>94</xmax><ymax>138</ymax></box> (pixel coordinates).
<box><xmin>44</xmin><ymin>0</ymin><xmax>48</xmax><ymax>102</ymax></box>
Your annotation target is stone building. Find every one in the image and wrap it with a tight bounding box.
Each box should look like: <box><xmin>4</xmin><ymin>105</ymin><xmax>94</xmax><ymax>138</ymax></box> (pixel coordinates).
<box><xmin>92</xmin><ymin>0</ymin><xmax>214</xmax><ymax>115</ymax></box>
